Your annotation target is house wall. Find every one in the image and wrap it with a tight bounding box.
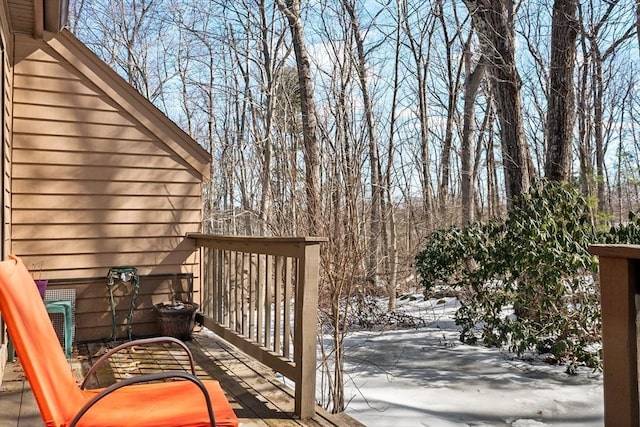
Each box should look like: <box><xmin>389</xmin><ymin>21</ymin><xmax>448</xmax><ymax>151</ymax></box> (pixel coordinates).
<box><xmin>9</xmin><ymin>32</ymin><xmax>208</xmax><ymax>341</ymax></box>
<box><xmin>0</xmin><ymin>0</ymin><xmax>13</xmax><ymax>378</ymax></box>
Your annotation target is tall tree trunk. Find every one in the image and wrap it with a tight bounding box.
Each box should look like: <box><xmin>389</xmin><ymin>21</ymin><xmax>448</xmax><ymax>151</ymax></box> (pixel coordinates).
<box><xmin>461</xmin><ymin>41</ymin><xmax>485</xmax><ymax>223</ymax></box>
<box><xmin>343</xmin><ymin>0</ymin><xmax>382</xmax><ymax>286</ymax></box>
<box><xmin>576</xmin><ymin>0</ymin><xmax>637</xmax><ymax>219</ymax></box>
<box><xmin>330</xmin><ymin>291</ymin><xmax>345</xmax><ymax>412</ymax></box>
<box><xmin>593</xmin><ymin>56</ymin><xmax>606</xmax><ymax>214</ymax></box>
<box><xmin>436</xmin><ymin>0</ymin><xmax>462</xmax><ymax>217</ymax></box>
<box><xmin>544</xmin><ymin>0</ymin><xmax>578</xmax><ymax>182</ymax></box>
<box><xmin>278</xmin><ymin>0</ymin><xmax>321</xmax><ymax>235</ymax></box>
<box><xmin>463</xmin><ymin>0</ymin><xmax>531</xmax><ymax>204</ymax></box>
<box><xmin>400</xmin><ymin>1</ymin><xmax>436</xmax><ymax>231</ymax></box>
<box><xmin>636</xmin><ymin>0</ymin><xmax>640</xmax><ymax>50</ymax></box>
<box><xmin>577</xmin><ymin>33</ymin><xmax>594</xmax><ymax>199</ymax></box>
<box><xmin>383</xmin><ymin>3</ymin><xmax>403</xmax><ymax>312</ymax></box>
<box><xmin>472</xmin><ymin>95</ymin><xmax>493</xmax><ymax>218</ymax></box>
<box><xmin>258</xmin><ymin>1</ymin><xmax>274</xmax><ymax>236</ymax></box>
<box><xmin>484</xmin><ymin>99</ymin><xmax>500</xmax><ymax>218</ymax></box>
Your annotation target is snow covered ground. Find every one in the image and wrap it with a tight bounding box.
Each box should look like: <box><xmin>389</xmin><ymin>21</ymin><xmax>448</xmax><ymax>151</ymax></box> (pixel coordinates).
<box><xmin>340</xmin><ymin>296</ymin><xmax>604</xmax><ymax>426</ymax></box>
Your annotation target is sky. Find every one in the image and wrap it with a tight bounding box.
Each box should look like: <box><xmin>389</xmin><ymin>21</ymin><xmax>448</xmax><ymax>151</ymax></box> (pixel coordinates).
<box><xmin>339</xmin><ymin>296</ymin><xmax>604</xmax><ymax>426</ymax></box>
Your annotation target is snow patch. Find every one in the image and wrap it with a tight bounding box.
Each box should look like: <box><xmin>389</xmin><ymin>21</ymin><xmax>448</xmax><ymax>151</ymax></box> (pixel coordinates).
<box><xmin>339</xmin><ymin>295</ymin><xmax>603</xmax><ymax>426</ymax></box>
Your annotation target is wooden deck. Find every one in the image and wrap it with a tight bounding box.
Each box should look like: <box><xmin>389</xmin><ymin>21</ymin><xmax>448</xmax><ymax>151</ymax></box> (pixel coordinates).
<box><xmin>0</xmin><ymin>328</ymin><xmax>362</xmax><ymax>426</ymax></box>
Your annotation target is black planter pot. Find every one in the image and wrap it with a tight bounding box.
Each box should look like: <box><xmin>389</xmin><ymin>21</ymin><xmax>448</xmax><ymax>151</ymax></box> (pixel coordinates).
<box><xmin>153</xmin><ymin>302</ymin><xmax>199</xmax><ymax>341</ymax></box>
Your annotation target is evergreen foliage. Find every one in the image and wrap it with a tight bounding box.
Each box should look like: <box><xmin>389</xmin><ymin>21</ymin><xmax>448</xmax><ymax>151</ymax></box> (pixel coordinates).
<box><xmin>416</xmin><ymin>180</ymin><xmax>615</xmax><ymax>370</ymax></box>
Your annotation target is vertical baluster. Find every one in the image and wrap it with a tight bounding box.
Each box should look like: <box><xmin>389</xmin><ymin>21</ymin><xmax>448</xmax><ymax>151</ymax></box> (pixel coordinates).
<box><xmin>203</xmin><ymin>247</ymin><xmax>211</xmax><ymax>319</ymax></box>
<box><xmin>257</xmin><ymin>253</ymin><xmax>264</xmax><ymax>346</ymax></box>
<box><xmin>249</xmin><ymin>253</ymin><xmax>256</xmax><ymax>341</ymax></box>
<box><xmin>264</xmin><ymin>255</ymin><xmax>272</xmax><ymax>349</ymax></box>
<box><xmin>274</xmin><ymin>256</ymin><xmax>283</xmax><ymax>353</ymax></box>
<box><xmin>241</xmin><ymin>252</ymin><xmax>247</xmax><ymax>336</ymax></box>
<box><xmin>283</xmin><ymin>257</ymin><xmax>293</xmax><ymax>359</ymax></box>
<box><xmin>215</xmin><ymin>248</ymin><xmax>223</xmax><ymax>324</ymax></box>
<box><xmin>233</xmin><ymin>251</ymin><xmax>242</xmax><ymax>333</ymax></box>
<box><xmin>223</xmin><ymin>249</ymin><xmax>230</xmax><ymax>327</ymax></box>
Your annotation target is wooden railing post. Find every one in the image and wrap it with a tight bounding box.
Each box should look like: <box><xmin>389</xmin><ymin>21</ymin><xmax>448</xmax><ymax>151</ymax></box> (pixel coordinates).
<box><xmin>294</xmin><ymin>241</ymin><xmax>320</xmax><ymax>418</ymax></box>
<box><xmin>590</xmin><ymin>245</ymin><xmax>640</xmax><ymax>427</ymax></box>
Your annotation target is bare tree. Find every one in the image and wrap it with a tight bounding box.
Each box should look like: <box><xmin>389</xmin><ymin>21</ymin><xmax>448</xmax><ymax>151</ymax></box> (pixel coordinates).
<box><xmin>341</xmin><ymin>0</ymin><xmax>384</xmax><ymax>289</ymax></box>
<box><xmin>637</xmin><ymin>0</ymin><xmax>640</xmax><ymax>49</ymax></box>
<box><xmin>74</xmin><ymin>0</ymin><xmax>171</xmax><ymax>102</ymax></box>
<box><xmin>400</xmin><ymin>0</ymin><xmax>437</xmax><ymax>230</ymax></box>
<box><xmin>577</xmin><ymin>0</ymin><xmax>637</xmax><ymax>215</ymax></box>
<box><xmin>517</xmin><ymin>1</ymin><xmax>551</xmax><ymax>175</ymax></box>
<box><xmin>277</xmin><ymin>0</ymin><xmax>321</xmax><ymax>235</ymax></box>
<box><xmin>380</xmin><ymin>0</ymin><xmax>404</xmax><ymax>311</ymax></box>
<box><xmin>544</xmin><ymin>0</ymin><xmax>579</xmax><ymax>181</ymax></box>
<box><xmin>434</xmin><ymin>0</ymin><xmax>465</xmax><ymax>218</ymax></box>
<box><xmin>254</xmin><ymin>1</ymin><xmax>289</xmax><ymax>235</ymax></box>
<box><xmin>461</xmin><ymin>39</ymin><xmax>485</xmax><ymax>223</ymax></box>
<box><xmin>463</xmin><ymin>0</ymin><xmax>531</xmax><ymax>203</ymax></box>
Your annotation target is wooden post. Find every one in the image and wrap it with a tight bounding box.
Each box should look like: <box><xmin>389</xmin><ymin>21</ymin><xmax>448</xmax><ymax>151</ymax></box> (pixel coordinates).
<box><xmin>590</xmin><ymin>245</ymin><xmax>640</xmax><ymax>427</ymax></box>
<box><xmin>294</xmin><ymin>241</ymin><xmax>320</xmax><ymax>419</ymax></box>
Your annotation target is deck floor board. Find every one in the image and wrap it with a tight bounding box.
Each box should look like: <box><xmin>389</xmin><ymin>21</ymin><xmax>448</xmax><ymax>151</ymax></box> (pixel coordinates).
<box><xmin>0</xmin><ymin>328</ymin><xmax>362</xmax><ymax>427</ymax></box>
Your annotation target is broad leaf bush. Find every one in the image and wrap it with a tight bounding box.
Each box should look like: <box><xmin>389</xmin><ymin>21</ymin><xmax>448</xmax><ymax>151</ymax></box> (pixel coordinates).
<box><xmin>601</xmin><ymin>210</ymin><xmax>640</xmax><ymax>243</ymax></box>
<box><xmin>416</xmin><ymin>180</ymin><xmax>603</xmax><ymax>369</ymax></box>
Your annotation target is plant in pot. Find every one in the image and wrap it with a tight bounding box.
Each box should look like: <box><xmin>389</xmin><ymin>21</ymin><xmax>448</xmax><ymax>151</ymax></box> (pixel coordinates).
<box><xmin>152</xmin><ymin>280</ymin><xmax>199</xmax><ymax>341</ymax></box>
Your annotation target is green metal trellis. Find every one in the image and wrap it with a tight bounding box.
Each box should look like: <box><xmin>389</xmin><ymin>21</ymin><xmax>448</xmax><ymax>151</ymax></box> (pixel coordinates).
<box><xmin>106</xmin><ymin>266</ymin><xmax>140</xmax><ymax>341</ymax></box>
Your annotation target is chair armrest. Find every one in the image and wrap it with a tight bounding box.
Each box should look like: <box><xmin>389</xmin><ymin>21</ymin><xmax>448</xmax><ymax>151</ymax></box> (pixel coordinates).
<box><xmin>70</xmin><ymin>371</ymin><xmax>215</xmax><ymax>427</ymax></box>
<box><xmin>80</xmin><ymin>336</ymin><xmax>197</xmax><ymax>389</ymax></box>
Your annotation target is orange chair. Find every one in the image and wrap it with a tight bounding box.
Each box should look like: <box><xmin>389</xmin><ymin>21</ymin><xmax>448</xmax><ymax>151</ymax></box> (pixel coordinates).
<box><xmin>0</xmin><ymin>255</ymin><xmax>239</xmax><ymax>427</ymax></box>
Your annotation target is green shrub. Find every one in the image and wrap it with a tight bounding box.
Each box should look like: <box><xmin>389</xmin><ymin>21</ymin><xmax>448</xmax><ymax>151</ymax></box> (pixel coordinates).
<box><xmin>416</xmin><ymin>180</ymin><xmax>602</xmax><ymax>369</ymax></box>
<box><xmin>601</xmin><ymin>210</ymin><xmax>640</xmax><ymax>243</ymax></box>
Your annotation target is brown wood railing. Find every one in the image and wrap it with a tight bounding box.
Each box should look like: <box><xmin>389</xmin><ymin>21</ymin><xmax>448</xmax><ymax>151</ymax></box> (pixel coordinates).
<box><xmin>187</xmin><ymin>233</ymin><xmax>326</xmax><ymax>419</ymax></box>
<box><xmin>590</xmin><ymin>244</ymin><xmax>640</xmax><ymax>427</ymax></box>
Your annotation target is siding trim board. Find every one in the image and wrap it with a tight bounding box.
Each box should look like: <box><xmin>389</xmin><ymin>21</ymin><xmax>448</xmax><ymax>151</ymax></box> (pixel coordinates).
<box><xmin>11</xmin><ymin>180</ymin><xmax>202</xmax><ymax>196</ymax></box>
<box><xmin>12</xmin><ymin>209</ymin><xmax>201</xmax><ymax>225</ymax></box>
<box><xmin>12</xmin><ymin>150</ymin><xmax>189</xmax><ymax>170</ymax></box>
<box><xmin>12</xmin><ymin>166</ymin><xmax>200</xmax><ymax>182</ymax></box>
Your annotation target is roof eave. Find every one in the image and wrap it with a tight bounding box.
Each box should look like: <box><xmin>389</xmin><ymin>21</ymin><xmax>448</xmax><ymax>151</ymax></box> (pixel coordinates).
<box><xmin>43</xmin><ymin>0</ymin><xmax>67</xmax><ymax>32</ymax></box>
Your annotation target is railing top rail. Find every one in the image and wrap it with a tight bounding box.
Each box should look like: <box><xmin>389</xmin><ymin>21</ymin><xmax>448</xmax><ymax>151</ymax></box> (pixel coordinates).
<box><xmin>187</xmin><ymin>233</ymin><xmax>327</xmax><ymax>258</ymax></box>
<box><xmin>589</xmin><ymin>244</ymin><xmax>640</xmax><ymax>259</ymax></box>
<box><xmin>187</xmin><ymin>233</ymin><xmax>327</xmax><ymax>244</ymax></box>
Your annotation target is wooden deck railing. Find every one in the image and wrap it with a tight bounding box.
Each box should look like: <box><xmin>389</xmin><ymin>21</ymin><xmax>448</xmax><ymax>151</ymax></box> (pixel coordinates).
<box><xmin>589</xmin><ymin>244</ymin><xmax>640</xmax><ymax>427</ymax></box>
<box><xmin>187</xmin><ymin>233</ymin><xmax>326</xmax><ymax>419</ymax></box>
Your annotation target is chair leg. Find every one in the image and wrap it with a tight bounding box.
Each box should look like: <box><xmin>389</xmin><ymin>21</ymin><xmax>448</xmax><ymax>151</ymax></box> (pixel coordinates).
<box><xmin>6</xmin><ymin>335</ymin><xmax>14</xmax><ymax>362</ymax></box>
<box><xmin>62</xmin><ymin>303</ymin><xmax>72</xmax><ymax>358</ymax></box>
<box><xmin>45</xmin><ymin>301</ymin><xmax>73</xmax><ymax>358</ymax></box>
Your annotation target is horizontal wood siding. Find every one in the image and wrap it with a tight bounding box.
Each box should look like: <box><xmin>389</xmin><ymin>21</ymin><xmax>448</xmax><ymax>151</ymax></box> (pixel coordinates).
<box><xmin>10</xmin><ymin>34</ymin><xmax>206</xmax><ymax>341</ymax></box>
